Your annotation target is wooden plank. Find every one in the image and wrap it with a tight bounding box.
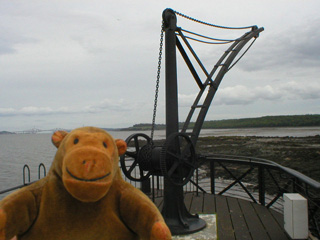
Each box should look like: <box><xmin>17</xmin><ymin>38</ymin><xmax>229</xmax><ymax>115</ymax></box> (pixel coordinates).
<box><xmin>238</xmin><ymin>198</ymin><xmax>270</xmax><ymax>240</ymax></box>
<box><xmin>227</xmin><ymin>197</ymin><xmax>252</xmax><ymax>240</ymax></box>
<box><xmin>154</xmin><ymin>197</ymin><xmax>164</xmax><ymax>211</ymax></box>
<box><xmin>253</xmin><ymin>204</ymin><xmax>290</xmax><ymax>240</ymax></box>
<box><xmin>153</xmin><ymin>193</ymin><xmax>289</xmax><ymax>240</ymax></box>
<box><xmin>269</xmin><ymin>208</ymin><xmax>284</xmax><ymax>227</ymax></box>
<box><xmin>190</xmin><ymin>193</ymin><xmax>204</xmax><ymax>214</ymax></box>
<box><xmin>203</xmin><ymin>193</ymin><xmax>216</xmax><ymax>214</ymax></box>
<box><xmin>215</xmin><ymin>195</ymin><xmax>236</xmax><ymax>240</ymax></box>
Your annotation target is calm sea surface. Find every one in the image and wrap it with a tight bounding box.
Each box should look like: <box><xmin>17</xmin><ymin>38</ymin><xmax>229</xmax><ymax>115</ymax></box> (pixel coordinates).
<box><xmin>1</xmin><ymin>127</ymin><xmax>319</xmax><ymax>199</ymax></box>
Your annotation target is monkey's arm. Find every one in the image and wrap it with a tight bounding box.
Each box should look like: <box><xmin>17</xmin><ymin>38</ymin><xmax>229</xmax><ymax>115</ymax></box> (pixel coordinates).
<box><xmin>0</xmin><ymin>184</ymin><xmax>41</xmax><ymax>240</ymax></box>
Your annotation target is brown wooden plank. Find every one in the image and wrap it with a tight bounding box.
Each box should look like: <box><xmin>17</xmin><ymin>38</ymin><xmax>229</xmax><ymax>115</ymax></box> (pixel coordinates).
<box><xmin>269</xmin><ymin>208</ymin><xmax>284</xmax><ymax>227</ymax></box>
<box><xmin>203</xmin><ymin>193</ymin><xmax>216</xmax><ymax>214</ymax></box>
<box><xmin>215</xmin><ymin>195</ymin><xmax>236</xmax><ymax>240</ymax></box>
<box><xmin>190</xmin><ymin>193</ymin><xmax>204</xmax><ymax>214</ymax></box>
<box><xmin>238</xmin><ymin>198</ymin><xmax>270</xmax><ymax>240</ymax></box>
<box><xmin>227</xmin><ymin>197</ymin><xmax>252</xmax><ymax>240</ymax></box>
<box><xmin>253</xmin><ymin>204</ymin><xmax>290</xmax><ymax>240</ymax></box>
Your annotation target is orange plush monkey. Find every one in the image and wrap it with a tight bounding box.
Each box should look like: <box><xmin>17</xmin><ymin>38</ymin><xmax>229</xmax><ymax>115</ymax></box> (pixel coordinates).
<box><xmin>0</xmin><ymin>127</ymin><xmax>171</xmax><ymax>240</ymax></box>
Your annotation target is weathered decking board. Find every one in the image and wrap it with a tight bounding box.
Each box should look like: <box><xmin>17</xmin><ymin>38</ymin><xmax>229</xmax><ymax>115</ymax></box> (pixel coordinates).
<box><xmin>153</xmin><ymin>192</ymin><xmax>291</xmax><ymax>240</ymax></box>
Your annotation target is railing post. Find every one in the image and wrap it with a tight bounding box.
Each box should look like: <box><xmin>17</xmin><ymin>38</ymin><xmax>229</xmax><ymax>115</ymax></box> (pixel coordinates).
<box><xmin>23</xmin><ymin>164</ymin><xmax>31</xmax><ymax>185</ymax></box>
<box><xmin>156</xmin><ymin>175</ymin><xmax>160</xmax><ymax>190</ymax></box>
<box><xmin>196</xmin><ymin>167</ymin><xmax>199</xmax><ymax>196</ymax></box>
<box><xmin>292</xmin><ymin>178</ymin><xmax>297</xmax><ymax>193</ymax></box>
<box><xmin>151</xmin><ymin>175</ymin><xmax>156</xmax><ymax>202</ymax></box>
<box><xmin>141</xmin><ymin>178</ymin><xmax>151</xmax><ymax>194</ymax></box>
<box><xmin>38</xmin><ymin>163</ymin><xmax>46</xmax><ymax>179</ymax></box>
<box><xmin>258</xmin><ymin>165</ymin><xmax>265</xmax><ymax>206</ymax></box>
<box><xmin>210</xmin><ymin>160</ymin><xmax>215</xmax><ymax>194</ymax></box>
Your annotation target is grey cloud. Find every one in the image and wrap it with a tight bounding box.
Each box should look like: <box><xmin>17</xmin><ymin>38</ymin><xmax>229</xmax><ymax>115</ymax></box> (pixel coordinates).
<box><xmin>178</xmin><ymin>81</ymin><xmax>320</xmax><ymax>107</ymax></box>
<box><xmin>215</xmin><ymin>85</ymin><xmax>283</xmax><ymax>105</ymax></box>
<box><xmin>0</xmin><ymin>98</ymin><xmax>132</xmax><ymax>117</ymax></box>
<box><xmin>83</xmin><ymin>98</ymin><xmax>131</xmax><ymax>113</ymax></box>
<box><xmin>0</xmin><ymin>25</ymin><xmax>37</xmax><ymax>55</ymax></box>
<box><xmin>0</xmin><ymin>107</ymin><xmax>74</xmax><ymax>117</ymax></box>
<box><xmin>0</xmin><ymin>30</ymin><xmax>20</xmax><ymax>55</ymax></box>
<box><xmin>216</xmin><ymin>82</ymin><xmax>320</xmax><ymax>105</ymax></box>
<box><xmin>281</xmin><ymin>81</ymin><xmax>320</xmax><ymax>100</ymax></box>
<box><xmin>0</xmin><ymin>38</ymin><xmax>16</xmax><ymax>54</ymax></box>
<box><xmin>178</xmin><ymin>93</ymin><xmax>197</xmax><ymax>107</ymax></box>
<box><xmin>239</xmin><ymin>18</ymin><xmax>320</xmax><ymax>71</ymax></box>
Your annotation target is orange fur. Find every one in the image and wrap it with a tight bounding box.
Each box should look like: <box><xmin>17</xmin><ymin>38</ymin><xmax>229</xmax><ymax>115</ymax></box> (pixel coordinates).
<box><xmin>0</xmin><ymin>127</ymin><xmax>171</xmax><ymax>240</ymax></box>
<box><xmin>151</xmin><ymin>222</ymin><xmax>172</xmax><ymax>240</ymax></box>
<box><xmin>0</xmin><ymin>210</ymin><xmax>6</xmax><ymax>239</ymax></box>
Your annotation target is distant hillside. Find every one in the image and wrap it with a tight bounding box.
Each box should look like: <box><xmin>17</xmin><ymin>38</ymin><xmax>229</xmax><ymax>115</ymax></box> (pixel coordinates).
<box><xmin>121</xmin><ymin>123</ymin><xmax>165</xmax><ymax>131</ymax></box>
<box><xmin>200</xmin><ymin>114</ymin><xmax>320</xmax><ymax>129</ymax></box>
<box><xmin>0</xmin><ymin>131</ymin><xmax>15</xmax><ymax>135</ymax></box>
<box><xmin>122</xmin><ymin>114</ymin><xmax>320</xmax><ymax>131</ymax></box>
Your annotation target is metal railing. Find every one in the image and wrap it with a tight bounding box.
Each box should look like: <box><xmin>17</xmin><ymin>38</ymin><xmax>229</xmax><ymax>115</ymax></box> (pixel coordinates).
<box><xmin>0</xmin><ymin>163</ymin><xmax>46</xmax><ymax>196</ymax></box>
<box><xmin>206</xmin><ymin>154</ymin><xmax>320</xmax><ymax>237</ymax></box>
<box><xmin>1</xmin><ymin>157</ymin><xmax>319</xmax><ymax>237</ymax></box>
<box><xmin>127</xmin><ymin>154</ymin><xmax>319</xmax><ymax>238</ymax></box>
<box><xmin>122</xmin><ymin>154</ymin><xmax>320</xmax><ymax>238</ymax></box>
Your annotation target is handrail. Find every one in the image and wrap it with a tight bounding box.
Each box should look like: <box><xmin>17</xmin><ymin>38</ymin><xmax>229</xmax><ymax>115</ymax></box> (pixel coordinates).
<box><xmin>0</xmin><ymin>184</ymin><xmax>29</xmax><ymax>195</ymax></box>
<box><xmin>0</xmin><ymin>163</ymin><xmax>47</xmax><ymax>196</ymax></box>
<box><xmin>203</xmin><ymin>154</ymin><xmax>320</xmax><ymax>238</ymax></box>
<box><xmin>206</xmin><ymin>154</ymin><xmax>320</xmax><ymax>189</ymax></box>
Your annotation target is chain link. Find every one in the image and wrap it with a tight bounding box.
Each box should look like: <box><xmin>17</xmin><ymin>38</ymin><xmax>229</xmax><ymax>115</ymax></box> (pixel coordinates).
<box><xmin>173</xmin><ymin>10</ymin><xmax>254</xmax><ymax>30</ymax></box>
<box><xmin>150</xmin><ymin>10</ymin><xmax>255</xmax><ymax>141</ymax></box>
<box><xmin>150</xmin><ymin>22</ymin><xmax>164</xmax><ymax>141</ymax></box>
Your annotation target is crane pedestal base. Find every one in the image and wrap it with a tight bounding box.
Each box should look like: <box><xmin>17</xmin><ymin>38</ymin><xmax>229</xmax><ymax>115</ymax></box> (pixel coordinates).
<box><xmin>166</xmin><ymin>215</ymin><xmax>206</xmax><ymax>235</ymax></box>
<box><xmin>161</xmin><ymin>180</ymin><xmax>206</xmax><ymax>235</ymax></box>
<box><xmin>172</xmin><ymin>214</ymin><xmax>216</xmax><ymax>239</ymax></box>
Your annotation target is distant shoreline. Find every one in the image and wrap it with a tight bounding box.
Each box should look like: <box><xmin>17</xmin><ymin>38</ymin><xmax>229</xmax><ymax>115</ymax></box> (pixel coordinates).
<box><xmin>0</xmin><ymin>131</ymin><xmax>15</xmax><ymax>135</ymax></box>
<box><xmin>119</xmin><ymin>114</ymin><xmax>320</xmax><ymax>131</ymax></box>
<box><xmin>2</xmin><ymin>114</ymin><xmax>319</xmax><ymax>134</ymax></box>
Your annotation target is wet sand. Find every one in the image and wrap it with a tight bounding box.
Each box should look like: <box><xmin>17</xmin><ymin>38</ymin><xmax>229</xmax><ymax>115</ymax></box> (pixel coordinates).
<box><xmin>196</xmin><ymin>135</ymin><xmax>320</xmax><ymax>182</ymax></box>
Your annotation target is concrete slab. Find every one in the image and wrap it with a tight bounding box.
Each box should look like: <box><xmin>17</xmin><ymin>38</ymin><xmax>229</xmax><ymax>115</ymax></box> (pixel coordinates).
<box><xmin>172</xmin><ymin>214</ymin><xmax>217</xmax><ymax>240</ymax></box>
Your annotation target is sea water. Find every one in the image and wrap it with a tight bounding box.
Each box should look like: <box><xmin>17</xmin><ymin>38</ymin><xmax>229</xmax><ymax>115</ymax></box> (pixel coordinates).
<box><xmin>0</xmin><ymin>127</ymin><xmax>319</xmax><ymax>199</ymax></box>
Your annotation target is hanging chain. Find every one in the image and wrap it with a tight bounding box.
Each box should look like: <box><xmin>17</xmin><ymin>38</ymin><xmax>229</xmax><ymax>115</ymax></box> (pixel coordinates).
<box><xmin>150</xmin><ymin>22</ymin><xmax>164</xmax><ymax>141</ymax></box>
<box><xmin>149</xmin><ymin>9</ymin><xmax>257</xmax><ymax>141</ymax></box>
<box><xmin>173</xmin><ymin>10</ymin><xmax>254</xmax><ymax>30</ymax></box>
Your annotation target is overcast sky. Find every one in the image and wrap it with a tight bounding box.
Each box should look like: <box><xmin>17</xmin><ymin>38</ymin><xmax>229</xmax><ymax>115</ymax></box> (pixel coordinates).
<box><xmin>1</xmin><ymin>0</ymin><xmax>319</xmax><ymax>132</ymax></box>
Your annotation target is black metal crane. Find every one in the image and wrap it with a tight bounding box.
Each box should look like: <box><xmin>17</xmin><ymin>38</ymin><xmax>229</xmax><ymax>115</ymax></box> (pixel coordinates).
<box><xmin>120</xmin><ymin>8</ymin><xmax>264</xmax><ymax>235</ymax></box>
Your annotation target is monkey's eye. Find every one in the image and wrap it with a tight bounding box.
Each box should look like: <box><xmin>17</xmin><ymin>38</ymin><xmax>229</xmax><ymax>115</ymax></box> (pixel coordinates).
<box><xmin>103</xmin><ymin>142</ymin><xmax>107</xmax><ymax>148</ymax></box>
<box><xmin>74</xmin><ymin>138</ymin><xmax>79</xmax><ymax>144</ymax></box>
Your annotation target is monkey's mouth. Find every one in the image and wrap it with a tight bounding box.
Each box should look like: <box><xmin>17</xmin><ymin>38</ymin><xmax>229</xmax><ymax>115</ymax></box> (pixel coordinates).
<box><xmin>66</xmin><ymin>168</ymin><xmax>111</xmax><ymax>182</ymax></box>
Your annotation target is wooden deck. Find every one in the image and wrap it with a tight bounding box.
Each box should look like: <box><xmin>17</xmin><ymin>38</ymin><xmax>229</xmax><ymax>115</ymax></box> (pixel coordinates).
<box><xmin>154</xmin><ymin>192</ymin><xmax>291</xmax><ymax>240</ymax></box>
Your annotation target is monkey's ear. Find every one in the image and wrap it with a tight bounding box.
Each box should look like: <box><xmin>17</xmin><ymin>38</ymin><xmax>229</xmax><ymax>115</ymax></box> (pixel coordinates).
<box><xmin>115</xmin><ymin>139</ymin><xmax>127</xmax><ymax>156</ymax></box>
<box><xmin>52</xmin><ymin>131</ymin><xmax>68</xmax><ymax>148</ymax></box>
